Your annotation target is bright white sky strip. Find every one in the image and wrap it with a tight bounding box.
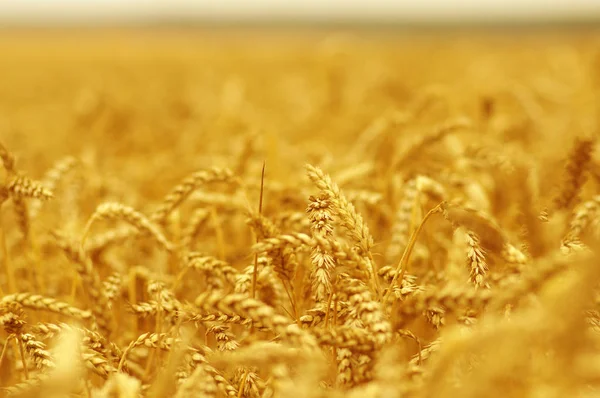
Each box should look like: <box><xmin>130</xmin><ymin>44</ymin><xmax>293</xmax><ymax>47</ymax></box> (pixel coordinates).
<box><xmin>0</xmin><ymin>0</ymin><xmax>599</xmax><ymax>23</ymax></box>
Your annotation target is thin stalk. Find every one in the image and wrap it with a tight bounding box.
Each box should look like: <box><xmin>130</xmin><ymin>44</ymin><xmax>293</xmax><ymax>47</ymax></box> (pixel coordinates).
<box><xmin>383</xmin><ymin>202</ymin><xmax>444</xmax><ymax>304</ymax></box>
<box><xmin>324</xmin><ymin>291</ymin><xmax>335</xmax><ymax>329</ymax></box>
<box><xmin>281</xmin><ymin>280</ymin><xmax>298</xmax><ymax>323</ymax></box>
<box><xmin>237</xmin><ymin>370</ymin><xmax>250</xmax><ymax>398</ymax></box>
<box><xmin>83</xmin><ymin>381</ymin><xmax>92</xmax><ymax>398</ymax></box>
<box><xmin>29</xmin><ymin>234</ymin><xmax>45</xmax><ymax>293</ymax></box>
<box><xmin>367</xmin><ymin>252</ymin><xmax>382</xmax><ymax>301</ymax></box>
<box><xmin>251</xmin><ymin>161</ymin><xmax>266</xmax><ymax>300</ymax></box>
<box><xmin>168</xmin><ymin>210</ymin><xmax>182</xmax><ymax>277</ymax></box>
<box><xmin>0</xmin><ymin>334</ymin><xmax>14</xmax><ymax>370</ymax></box>
<box><xmin>332</xmin><ymin>295</ymin><xmax>338</xmax><ymax>366</ymax></box>
<box><xmin>128</xmin><ymin>268</ymin><xmax>139</xmax><ymax>336</ymax></box>
<box><xmin>0</xmin><ymin>202</ymin><xmax>15</xmax><ymax>293</ymax></box>
<box><xmin>17</xmin><ymin>336</ymin><xmax>29</xmax><ymax>380</ymax></box>
<box><xmin>144</xmin><ymin>293</ymin><xmax>164</xmax><ymax>378</ymax></box>
<box><xmin>163</xmin><ymin>318</ymin><xmax>184</xmax><ymax>377</ymax></box>
<box><xmin>209</xmin><ymin>207</ymin><xmax>226</xmax><ymax>261</ymax></box>
<box><xmin>117</xmin><ymin>343</ymin><xmax>133</xmax><ymax>372</ymax></box>
<box><xmin>70</xmin><ymin>272</ymin><xmax>81</xmax><ymax>304</ymax></box>
<box><xmin>171</xmin><ymin>268</ymin><xmax>189</xmax><ymax>292</ymax></box>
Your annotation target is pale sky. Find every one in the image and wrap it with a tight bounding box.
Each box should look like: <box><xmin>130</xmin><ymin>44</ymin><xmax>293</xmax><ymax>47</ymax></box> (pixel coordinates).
<box><xmin>0</xmin><ymin>0</ymin><xmax>599</xmax><ymax>24</ymax></box>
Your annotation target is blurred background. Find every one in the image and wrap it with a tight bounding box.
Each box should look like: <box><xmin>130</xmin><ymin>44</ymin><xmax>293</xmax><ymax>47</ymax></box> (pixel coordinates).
<box><xmin>0</xmin><ymin>0</ymin><xmax>599</xmax><ymax>178</ymax></box>
<box><xmin>1</xmin><ymin>0</ymin><xmax>599</xmax><ymax>26</ymax></box>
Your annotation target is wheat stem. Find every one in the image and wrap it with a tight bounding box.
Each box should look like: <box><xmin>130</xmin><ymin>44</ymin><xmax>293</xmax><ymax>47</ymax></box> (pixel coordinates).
<box><xmin>384</xmin><ymin>203</ymin><xmax>444</xmax><ymax>304</ymax></box>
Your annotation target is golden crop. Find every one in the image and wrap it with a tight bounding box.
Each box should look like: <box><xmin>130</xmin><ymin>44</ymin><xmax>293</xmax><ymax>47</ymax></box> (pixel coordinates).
<box><xmin>0</xmin><ymin>29</ymin><xmax>600</xmax><ymax>397</ymax></box>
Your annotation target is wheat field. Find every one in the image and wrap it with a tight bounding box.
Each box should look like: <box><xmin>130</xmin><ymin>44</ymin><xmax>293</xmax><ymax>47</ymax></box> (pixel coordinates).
<box><xmin>1</xmin><ymin>28</ymin><xmax>600</xmax><ymax>397</ymax></box>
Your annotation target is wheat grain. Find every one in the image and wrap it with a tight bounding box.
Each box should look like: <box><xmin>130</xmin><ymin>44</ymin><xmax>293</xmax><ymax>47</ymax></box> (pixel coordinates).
<box><xmin>307</xmin><ymin>194</ymin><xmax>337</xmax><ymax>302</ymax></box>
<box><xmin>465</xmin><ymin>231</ymin><xmax>489</xmax><ymax>289</ymax></box>
<box><xmin>20</xmin><ymin>333</ymin><xmax>55</xmax><ymax>369</ymax></box>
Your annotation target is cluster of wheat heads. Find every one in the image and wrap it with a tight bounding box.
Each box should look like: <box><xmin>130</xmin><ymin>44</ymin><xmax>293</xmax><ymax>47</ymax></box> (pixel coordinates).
<box><xmin>1</xmin><ymin>32</ymin><xmax>600</xmax><ymax>398</ymax></box>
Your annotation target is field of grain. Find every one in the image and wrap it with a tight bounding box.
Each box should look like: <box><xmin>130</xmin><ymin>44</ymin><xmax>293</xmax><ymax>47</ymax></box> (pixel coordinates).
<box><xmin>1</xmin><ymin>29</ymin><xmax>600</xmax><ymax>397</ymax></box>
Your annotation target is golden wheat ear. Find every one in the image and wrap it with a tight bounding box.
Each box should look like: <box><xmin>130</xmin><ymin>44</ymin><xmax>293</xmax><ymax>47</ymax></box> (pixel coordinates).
<box><xmin>0</xmin><ymin>140</ymin><xmax>15</xmax><ymax>172</ymax></box>
<box><xmin>465</xmin><ymin>230</ymin><xmax>489</xmax><ymax>289</ymax></box>
<box><xmin>7</xmin><ymin>174</ymin><xmax>53</xmax><ymax>200</ymax></box>
<box><xmin>29</xmin><ymin>156</ymin><xmax>79</xmax><ymax>220</ymax></box>
<box><xmin>151</xmin><ymin>167</ymin><xmax>237</xmax><ymax>224</ymax></box>
<box><xmin>553</xmin><ymin>137</ymin><xmax>595</xmax><ymax>213</ymax></box>
<box><xmin>307</xmin><ymin>193</ymin><xmax>336</xmax><ymax>303</ymax></box>
<box><xmin>81</xmin><ymin>202</ymin><xmax>174</xmax><ymax>252</ymax></box>
<box><xmin>305</xmin><ymin>163</ymin><xmax>381</xmax><ymax>298</ymax></box>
